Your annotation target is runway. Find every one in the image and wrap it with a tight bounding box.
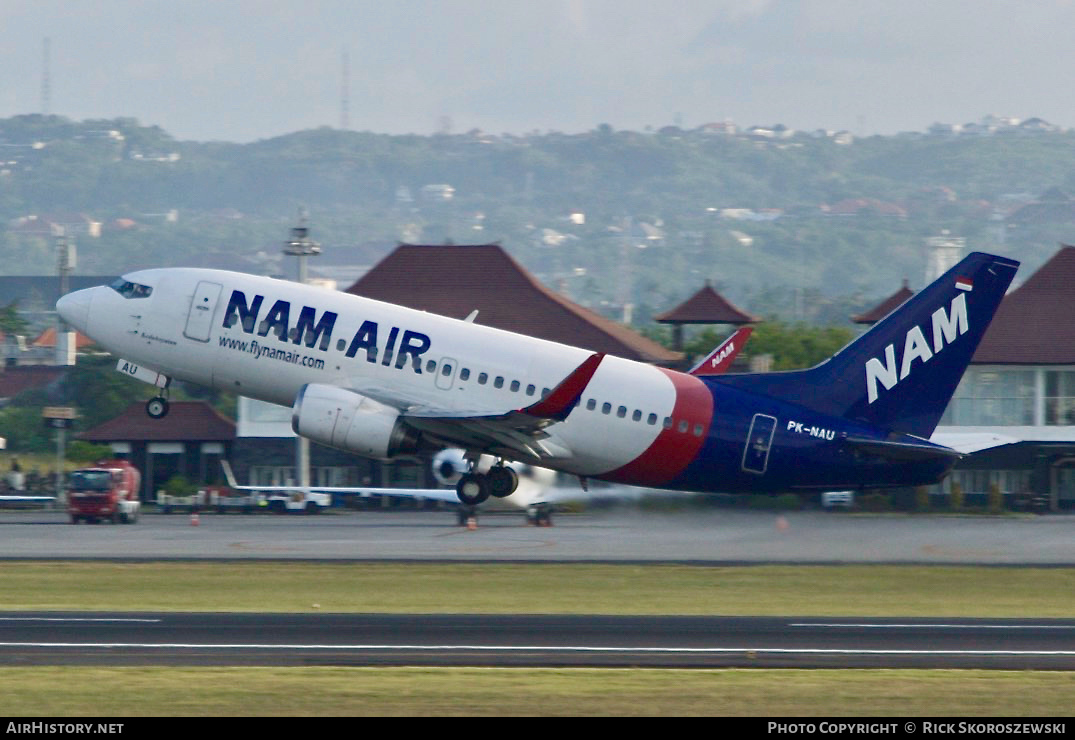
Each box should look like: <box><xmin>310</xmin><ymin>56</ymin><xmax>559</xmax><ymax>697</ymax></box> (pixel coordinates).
<box><xmin>1</xmin><ymin>612</ymin><xmax>1074</xmax><ymax>669</ymax></box>
<box><xmin>0</xmin><ymin>507</ymin><xmax>1072</xmax><ymax>565</ymax></box>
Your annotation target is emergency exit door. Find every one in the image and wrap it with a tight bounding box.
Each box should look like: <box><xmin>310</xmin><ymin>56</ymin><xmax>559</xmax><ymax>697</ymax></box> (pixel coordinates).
<box><xmin>742</xmin><ymin>414</ymin><xmax>777</xmax><ymax>475</ymax></box>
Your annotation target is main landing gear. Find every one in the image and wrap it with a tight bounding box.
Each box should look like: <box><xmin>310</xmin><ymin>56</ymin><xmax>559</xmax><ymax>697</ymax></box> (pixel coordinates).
<box><xmin>455</xmin><ymin>462</ymin><xmax>519</xmax><ymax>506</ymax></box>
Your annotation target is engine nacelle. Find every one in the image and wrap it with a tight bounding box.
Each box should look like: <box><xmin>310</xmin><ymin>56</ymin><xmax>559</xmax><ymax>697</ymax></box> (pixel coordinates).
<box><xmin>292</xmin><ymin>384</ymin><xmax>421</xmax><ymax>460</ymax></box>
<box><xmin>432</xmin><ymin>448</ymin><xmax>470</xmax><ymax>486</ymax></box>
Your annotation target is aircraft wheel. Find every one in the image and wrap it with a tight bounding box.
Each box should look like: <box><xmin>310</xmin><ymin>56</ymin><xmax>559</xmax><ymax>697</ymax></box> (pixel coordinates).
<box><xmin>146</xmin><ymin>397</ymin><xmax>170</xmax><ymax>419</ymax></box>
<box><xmin>488</xmin><ymin>466</ymin><xmax>518</xmax><ymax>498</ymax></box>
<box><xmin>456</xmin><ymin>473</ymin><xmax>490</xmax><ymax>506</ymax></box>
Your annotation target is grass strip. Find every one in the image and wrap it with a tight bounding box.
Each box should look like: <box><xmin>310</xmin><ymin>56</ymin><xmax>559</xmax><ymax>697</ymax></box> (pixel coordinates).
<box><xmin>0</xmin><ymin>562</ymin><xmax>1072</xmax><ymax>616</ymax></box>
<box><xmin>0</xmin><ymin>667</ymin><xmax>1072</xmax><ymax>716</ymax></box>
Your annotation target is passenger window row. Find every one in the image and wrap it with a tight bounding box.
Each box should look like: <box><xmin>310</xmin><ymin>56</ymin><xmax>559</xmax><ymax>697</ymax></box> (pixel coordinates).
<box><xmin>420</xmin><ymin>359</ymin><xmax>703</xmax><ymax>436</ymax></box>
<box><xmin>424</xmin><ymin>359</ymin><xmax>549</xmax><ymax>399</ymax></box>
<box><xmin>583</xmin><ymin>398</ymin><xmax>704</xmax><ymax>436</ymax></box>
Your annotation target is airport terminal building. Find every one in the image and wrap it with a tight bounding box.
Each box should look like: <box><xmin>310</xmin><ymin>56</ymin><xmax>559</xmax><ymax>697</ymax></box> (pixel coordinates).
<box><xmin>932</xmin><ymin>246</ymin><xmax>1075</xmax><ymax>510</ymax></box>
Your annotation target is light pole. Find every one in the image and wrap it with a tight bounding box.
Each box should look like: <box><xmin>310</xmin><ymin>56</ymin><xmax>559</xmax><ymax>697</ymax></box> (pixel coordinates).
<box><xmin>283</xmin><ymin>210</ymin><xmax>320</xmax><ymax>488</ymax></box>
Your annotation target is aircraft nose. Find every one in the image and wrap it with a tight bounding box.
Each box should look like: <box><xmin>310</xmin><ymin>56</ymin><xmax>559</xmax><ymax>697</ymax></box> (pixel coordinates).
<box><xmin>56</xmin><ymin>289</ymin><xmax>94</xmax><ymax>334</ymax></box>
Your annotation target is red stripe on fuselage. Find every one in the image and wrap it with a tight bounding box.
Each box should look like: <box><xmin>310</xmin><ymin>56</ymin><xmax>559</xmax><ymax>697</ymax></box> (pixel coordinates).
<box><xmin>600</xmin><ymin>369</ymin><xmax>713</xmax><ymax>486</ymax></box>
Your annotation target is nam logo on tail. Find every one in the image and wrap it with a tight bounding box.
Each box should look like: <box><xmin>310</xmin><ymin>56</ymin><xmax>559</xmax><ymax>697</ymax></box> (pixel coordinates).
<box><xmin>865</xmin><ymin>289</ymin><xmax>970</xmax><ymax>404</ymax></box>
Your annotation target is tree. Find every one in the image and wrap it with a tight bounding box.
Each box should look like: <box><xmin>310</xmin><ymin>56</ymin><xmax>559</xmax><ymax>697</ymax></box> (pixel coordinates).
<box><xmin>682</xmin><ymin>321</ymin><xmax>854</xmax><ymax>371</ymax></box>
<box><xmin>0</xmin><ymin>301</ymin><xmax>28</xmax><ymax>335</ymax></box>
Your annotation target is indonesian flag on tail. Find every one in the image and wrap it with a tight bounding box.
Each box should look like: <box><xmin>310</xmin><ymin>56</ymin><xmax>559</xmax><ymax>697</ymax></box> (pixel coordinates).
<box><xmin>955</xmin><ymin>276</ymin><xmax>974</xmax><ymax>291</ymax></box>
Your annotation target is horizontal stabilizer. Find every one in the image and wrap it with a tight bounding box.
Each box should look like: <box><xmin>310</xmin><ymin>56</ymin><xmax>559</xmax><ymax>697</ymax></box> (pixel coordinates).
<box><xmin>843</xmin><ymin>436</ymin><xmax>962</xmax><ymax>463</ymax></box>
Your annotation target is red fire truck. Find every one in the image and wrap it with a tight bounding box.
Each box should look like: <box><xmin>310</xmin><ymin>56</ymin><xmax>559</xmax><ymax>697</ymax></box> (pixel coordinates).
<box><xmin>67</xmin><ymin>460</ymin><xmax>142</xmax><ymax>524</ymax></box>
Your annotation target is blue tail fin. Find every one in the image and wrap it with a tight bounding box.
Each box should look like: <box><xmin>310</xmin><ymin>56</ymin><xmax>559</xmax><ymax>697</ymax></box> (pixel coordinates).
<box><xmin>714</xmin><ymin>252</ymin><xmax>1019</xmax><ymax>438</ymax></box>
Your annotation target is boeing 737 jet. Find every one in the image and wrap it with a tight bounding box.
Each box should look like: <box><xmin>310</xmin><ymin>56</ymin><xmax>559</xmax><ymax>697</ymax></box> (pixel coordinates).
<box><xmin>57</xmin><ymin>252</ymin><xmax>1018</xmax><ymax>506</ymax></box>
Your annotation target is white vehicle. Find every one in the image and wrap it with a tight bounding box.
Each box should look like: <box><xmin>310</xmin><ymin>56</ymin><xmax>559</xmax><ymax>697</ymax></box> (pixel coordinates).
<box><xmin>263</xmin><ymin>489</ymin><xmax>331</xmax><ymax>514</ymax></box>
<box><xmin>57</xmin><ymin>253</ymin><xmax>1016</xmax><ymax>509</ymax></box>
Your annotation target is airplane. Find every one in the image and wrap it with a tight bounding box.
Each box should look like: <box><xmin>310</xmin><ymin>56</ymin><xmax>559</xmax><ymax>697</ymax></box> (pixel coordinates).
<box><xmin>57</xmin><ymin>251</ymin><xmax>1018</xmax><ymax>508</ymax></box>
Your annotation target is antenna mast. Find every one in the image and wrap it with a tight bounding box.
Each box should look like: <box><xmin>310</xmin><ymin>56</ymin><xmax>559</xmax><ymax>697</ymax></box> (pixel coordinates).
<box><xmin>41</xmin><ymin>37</ymin><xmax>51</xmax><ymax>115</ymax></box>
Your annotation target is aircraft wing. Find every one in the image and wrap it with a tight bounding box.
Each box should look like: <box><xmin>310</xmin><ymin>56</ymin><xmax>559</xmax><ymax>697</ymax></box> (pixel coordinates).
<box><xmin>219</xmin><ymin>461</ymin><xmax>461</xmax><ymax>502</ymax></box>
<box><xmin>401</xmin><ymin>352</ymin><xmax>605</xmax><ymax>460</ymax></box>
<box><xmin>929</xmin><ymin>432</ymin><xmax>1021</xmax><ymax>455</ymax></box>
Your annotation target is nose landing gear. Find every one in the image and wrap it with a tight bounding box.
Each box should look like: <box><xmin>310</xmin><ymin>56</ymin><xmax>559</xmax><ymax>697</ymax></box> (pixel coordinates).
<box><xmin>145</xmin><ymin>396</ymin><xmax>170</xmax><ymax>419</ymax></box>
<box><xmin>143</xmin><ymin>376</ymin><xmax>173</xmax><ymax>419</ymax></box>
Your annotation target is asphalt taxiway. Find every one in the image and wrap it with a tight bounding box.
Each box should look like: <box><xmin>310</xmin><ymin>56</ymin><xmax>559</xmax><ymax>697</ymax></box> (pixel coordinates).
<box><xmin>0</xmin><ymin>507</ymin><xmax>1070</xmax><ymax>565</ymax></box>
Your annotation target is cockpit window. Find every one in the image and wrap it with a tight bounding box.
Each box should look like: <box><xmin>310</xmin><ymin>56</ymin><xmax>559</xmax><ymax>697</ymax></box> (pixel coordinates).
<box><xmin>110</xmin><ymin>278</ymin><xmax>153</xmax><ymax>299</ymax></box>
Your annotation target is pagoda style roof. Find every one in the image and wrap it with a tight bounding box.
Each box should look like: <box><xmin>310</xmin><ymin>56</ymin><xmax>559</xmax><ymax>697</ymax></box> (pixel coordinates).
<box><xmin>346</xmin><ymin>243</ymin><xmax>681</xmax><ymax>365</ymax></box>
<box><xmin>851</xmin><ymin>280</ymin><xmax>914</xmax><ymax>324</ymax></box>
<box><xmin>974</xmin><ymin>245</ymin><xmax>1075</xmax><ymax>364</ymax></box>
<box><xmin>31</xmin><ymin>327</ymin><xmax>96</xmax><ymax>349</ymax></box>
<box><xmin>79</xmin><ymin>401</ymin><xmax>235</xmax><ymax>443</ymax></box>
<box><xmin>653</xmin><ymin>281</ymin><xmax>758</xmax><ymax>325</ymax></box>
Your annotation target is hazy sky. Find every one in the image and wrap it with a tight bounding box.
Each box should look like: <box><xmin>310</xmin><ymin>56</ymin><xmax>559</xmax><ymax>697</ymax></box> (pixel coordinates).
<box><xmin>3</xmin><ymin>0</ymin><xmax>1075</xmax><ymax>142</ymax></box>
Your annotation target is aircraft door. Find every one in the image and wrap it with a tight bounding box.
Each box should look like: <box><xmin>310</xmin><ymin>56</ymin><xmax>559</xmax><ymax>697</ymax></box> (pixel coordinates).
<box><xmin>184</xmin><ymin>281</ymin><xmax>223</xmax><ymax>342</ymax></box>
<box><xmin>742</xmin><ymin>414</ymin><xmax>777</xmax><ymax>475</ymax></box>
<box><xmin>434</xmin><ymin>356</ymin><xmax>459</xmax><ymax>391</ymax></box>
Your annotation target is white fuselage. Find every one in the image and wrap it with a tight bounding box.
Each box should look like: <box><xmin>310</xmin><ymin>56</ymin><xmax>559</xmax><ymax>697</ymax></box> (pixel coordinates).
<box><xmin>69</xmin><ymin>268</ymin><xmax>684</xmax><ymax>479</ymax></box>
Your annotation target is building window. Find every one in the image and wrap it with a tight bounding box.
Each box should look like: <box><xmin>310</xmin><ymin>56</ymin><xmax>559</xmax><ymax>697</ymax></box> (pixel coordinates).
<box><xmin>941</xmin><ymin>367</ymin><xmax>1035</xmax><ymax>426</ymax></box>
<box><xmin>1046</xmin><ymin>370</ymin><xmax>1075</xmax><ymax>425</ymax></box>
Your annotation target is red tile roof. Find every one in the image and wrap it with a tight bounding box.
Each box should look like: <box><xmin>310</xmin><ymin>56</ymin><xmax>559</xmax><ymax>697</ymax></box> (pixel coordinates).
<box><xmin>31</xmin><ymin>327</ymin><xmax>96</xmax><ymax>349</ymax></box>
<box><xmin>79</xmin><ymin>401</ymin><xmax>235</xmax><ymax>442</ymax></box>
<box><xmin>0</xmin><ymin>366</ymin><xmax>67</xmax><ymax>400</ymax></box>
<box><xmin>851</xmin><ymin>280</ymin><xmax>914</xmax><ymax>324</ymax></box>
<box><xmin>654</xmin><ymin>281</ymin><xmax>758</xmax><ymax>324</ymax></box>
<box><xmin>974</xmin><ymin>245</ymin><xmax>1075</xmax><ymax>364</ymax></box>
<box><xmin>346</xmin><ymin>243</ymin><xmax>682</xmax><ymax>364</ymax></box>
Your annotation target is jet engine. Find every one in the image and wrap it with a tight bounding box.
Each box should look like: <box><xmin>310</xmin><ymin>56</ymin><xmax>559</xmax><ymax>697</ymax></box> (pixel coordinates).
<box><xmin>292</xmin><ymin>384</ymin><xmax>421</xmax><ymax>460</ymax></box>
<box><xmin>432</xmin><ymin>448</ymin><xmax>469</xmax><ymax>486</ymax></box>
